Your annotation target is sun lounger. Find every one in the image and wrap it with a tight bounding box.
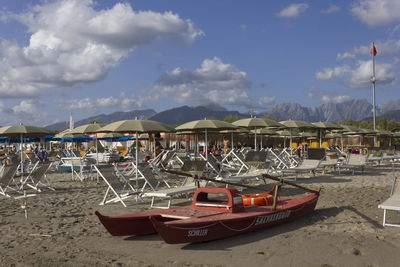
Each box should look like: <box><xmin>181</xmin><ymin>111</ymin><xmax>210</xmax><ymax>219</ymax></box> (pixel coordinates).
<box><xmin>141</xmin><ymin>160</ymin><xmax>207</xmax><ymax>209</ymax></box>
<box><xmin>94</xmin><ymin>165</ymin><xmax>141</xmax><ymax>207</ymax></box>
<box><xmin>378</xmin><ymin>175</ymin><xmax>400</xmax><ymax>227</ymax></box>
<box><xmin>338</xmin><ymin>153</ymin><xmax>368</xmax><ymax>175</ymax></box>
<box><xmin>281</xmin><ymin>159</ymin><xmax>323</xmax><ymax>181</ymax></box>
<box><xmin>20</xmin><ymin>161</ymin><xmax>54</xmax><ymax>192</ymax></box>
<box><xmin>367</xmin><ymin>147</ymin><xmax>382</xmax><ymax>165</ymax></box>
<box><xmin>0</xmin><ymin>164</ymin><xmax>21</xmax><ymax>197</ymax></box>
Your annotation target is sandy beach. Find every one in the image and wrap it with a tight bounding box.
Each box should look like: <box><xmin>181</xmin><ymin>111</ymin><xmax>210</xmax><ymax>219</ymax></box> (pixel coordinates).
<box><xmin>1</xmin><ymin>163</ymin><xmax>400</xmax><ymax>267</ymax></box>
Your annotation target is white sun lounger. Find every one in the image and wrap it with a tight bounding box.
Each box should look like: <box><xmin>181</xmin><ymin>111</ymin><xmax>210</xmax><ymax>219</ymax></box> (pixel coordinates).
<box><xmin>378</xmin><ymin>176</ymin><xmax>400</xmax><ymax>227</ymax></box>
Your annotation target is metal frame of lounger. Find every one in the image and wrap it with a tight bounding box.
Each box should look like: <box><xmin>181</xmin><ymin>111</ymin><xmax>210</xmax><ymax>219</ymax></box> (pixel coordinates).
<box><xmin>20</xmin><ymin>161</ymin><xmax>55</xmax><ymax>192</ymax></box>
<box><xmin>265</xmin><ymin>148</ymin><xmax>290</xmax><ymax>170</ymax></box>
<box><xmin>94</xmin><ymin>165</ymin><xmax>142</xmax><ymax>207</ymax></box>
<box><xmin>281</xmin><ymin>159</ymin><xmax>323</xmax><ymax>181</ymax></box>
<box><xmin>142</xmin><ymin>160</ymin><xmax>207</xmax><ymax>209</ymax></box>
<box><xmin>378</xmin><ymin>176</ymin><xmax>400</xmax><ymax>227</ymax></box>
<box><xmin>0</xmin><ymin>164</ymin><xmax>21</xmax><ymax>197</ymax></box>
<box><xmin>337</xmin><ymin>153</ymin><xmax>368</xmax><ymax>175</ymax></box>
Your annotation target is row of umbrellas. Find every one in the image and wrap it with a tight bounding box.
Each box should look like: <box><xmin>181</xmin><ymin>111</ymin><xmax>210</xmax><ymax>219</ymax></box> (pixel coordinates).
<box><xmin>0</xmin><ymin>118</ymin><xmax>398</xmax><ymax>169</ymax></box>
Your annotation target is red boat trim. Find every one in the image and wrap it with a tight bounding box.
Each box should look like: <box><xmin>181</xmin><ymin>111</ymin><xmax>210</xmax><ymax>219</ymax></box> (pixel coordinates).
<box><xmin>157</xmin><ymin>197</ymin><xmax>318</xmax><ymax>232</ymax></box>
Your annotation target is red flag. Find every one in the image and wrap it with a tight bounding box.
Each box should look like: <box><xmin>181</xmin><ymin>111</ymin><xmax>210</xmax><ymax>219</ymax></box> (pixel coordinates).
<box><xmin>371</xmin><ymin>43</ymin><xmax>377</xmax><ymax>56</ymax></box>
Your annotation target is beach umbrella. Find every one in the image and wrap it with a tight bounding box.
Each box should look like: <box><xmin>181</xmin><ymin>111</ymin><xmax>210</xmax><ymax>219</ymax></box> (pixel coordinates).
<box><xmin>97</xmin><ymin>119</ymin><xmax>175</xmax><ymax>184</ymax></box>
<box><xmin>219</xmin><ymin>128</ymin><xmax>250</xmax><ymax>150</ymax></box>
<box><xmin>279</xmin><ymin>120</ymin><xmax>316</xmax><ymax>150</ymax></box>
<box><xmin>69</xmin><ymin>122</ymin><xmax>105</xmax><ymax>163</ymax></box>
<box><xmin>176</xmin><ymin>119</ymin><xmax>237</xmax><ymax>160</ymax></box>
<box><xmin>312</xmin><ymin>122</ymin><xmax>343</xmax><ymax>147</ymax></box>
<box><xmin>251</xmin><ymin>128</ymin><xmax>277</xmax><ymax>148</ymax></box>
<box><xmin>0</xmin><ymin>124</ymin><xmax>50</xmax><ymax>172</ymax></box>
<box><xmin>233</xmin><ymin>118</ymin><xmax>283</xmax><ymax>151</ymax></box>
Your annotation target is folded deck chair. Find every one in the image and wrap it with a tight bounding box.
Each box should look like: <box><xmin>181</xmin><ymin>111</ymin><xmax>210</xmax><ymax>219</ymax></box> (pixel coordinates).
<box><xmin>219</xmin><ymin>151</ymin><xmax>271</xmax><ymax>186</ymax></box>
<box><xmin>367</xmin><ymin>147</ymin><xmax>382</xmax><ymax>165</ymax></box>
<box><xmin>378</xmin><ymin>176</ymin><xmax>400</xmax><ymax>227</ymax></box>
<box><xmin>0</xmin><ymin>164</ymin><xmax>21</xmax><ymax>197</ymax></box>
<box><xmin>319</xmin><ymin>153</ymin><xmax>339</xmax><ymax>173</ymax></box>
<box><xmin>142</xmin><ymin>160</ymin><xmax>207</xmax><ymax>209</ymax></box>
<box><xmin>94</xmin><ymin>165</ymin><xmax>141</xmax><ymax>207</ymax></box>
<box><xmin>338</xmin><ymin>153</ymin><xmax>368</xmax><ymax>175</ymax></box>
<box><xmin>280</xmin><ymin>159</ymin><xmax>322</xmax><ymax>181</ymax></box>
<box><xmin>20</xmin><ymin>161</ymin><xmax>54</xmax><ymax>192</ymax></box>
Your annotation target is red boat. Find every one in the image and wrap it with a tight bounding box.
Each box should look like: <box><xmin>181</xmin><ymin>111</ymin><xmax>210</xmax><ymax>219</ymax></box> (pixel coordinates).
<box><xmin>95</xmin><ymin>186</ymin><xmax>320</xmax><ymax>244</ymax></box>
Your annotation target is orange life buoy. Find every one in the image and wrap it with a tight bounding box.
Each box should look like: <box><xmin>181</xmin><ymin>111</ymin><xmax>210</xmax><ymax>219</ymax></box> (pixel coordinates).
<box><xmin>242</xmin><ymin>193</ymin><xmax>273</xmax><ymax>206</ymax></box>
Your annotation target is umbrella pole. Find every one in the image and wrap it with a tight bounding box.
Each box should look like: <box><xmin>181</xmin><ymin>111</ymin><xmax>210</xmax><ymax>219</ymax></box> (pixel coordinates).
<box><xmin>255</xmin><ymin>127</ymin><xmax>258</xmax><ymax>151</ymax></box>
<box><xmin>290</xmin><ymin>130</ymin><xmax>293</xmax><ymax>155</ymax></box>
<box><xmin>20</xmin><ymin>134</ymin><xmax>23</xmax><ymax>173</ymax></box>
<box><xmin>260</xmin><ymin>134</ymin><xmax>263</xmax><ymax>149</ymax></box>
<box><xmin>95</xmin><ymin>134</ymin><xmax>98</xmax><ymax>165</ymax></box>
<box><xmin>205</xmin><ymin>129</ymin><xmax>208</xmax><ymax>161</ymax></box>
<box><xmin>319</xmin><ymin>129</ymin><xmax>322</xmax><ymax>148</ymax></box>
<box><xmin>136</xmin><ymin>131</ymin><xmax>139</xmax><ymax>188</ymax></box>
<box><xmin>231</xmin><ymin>132</ymin><xmax>234</xmax><ymax>150</ymax></box>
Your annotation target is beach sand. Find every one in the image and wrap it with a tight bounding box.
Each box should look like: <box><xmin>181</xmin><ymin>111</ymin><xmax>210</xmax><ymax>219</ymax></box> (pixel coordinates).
<box><xmin>1</xmin><ymin>164</ymin><xmax>400</xmax><ymax>267</ymax></box>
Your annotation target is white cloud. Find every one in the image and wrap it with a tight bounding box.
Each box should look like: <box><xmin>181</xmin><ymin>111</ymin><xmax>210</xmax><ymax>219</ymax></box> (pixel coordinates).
<box><xmin>0</xmin><ymin>0</ymin><xmax>203</xmax><ymax>98</ymax></box>
<box><xmin>0</xmin><ymin>99</ymin><xmax>52</xmax><ymax>126</ymax></box>
<box><xmin>151</xmin><ymin>57</ymin><xmax>275</xmax><ymax>109</ymax></box>
<box><xmin>351</xmin><ymin>0</ymin><xmax>400</xmax><ymax>26</ymax></box>
<box><xmin>59</xmin><ymin>93</ymin><xmax>144</xmax><ymax>113</ymax></box>
<box><xmin>316</xmin><ymin>60</ymin><xmax>396</xmax><ymax>88</ymax></box>
<box><xmin>337</xmin><ymin>52</ymin><xmax>356</xmax><ymax>60</ymax></box>
<box><xmin>321</xmin><ymin>95</ymin><xmax>352</xmax><ymax>103</ymax></box>
<box><xmin>277</xmin><ymin>3</ymin><xmax>309</xmax><ymax>18</ymax></box>
<box><xmin>321</xmin><ymin>5</ymin><xmax>341</xmax><ymax>14</ymax></box>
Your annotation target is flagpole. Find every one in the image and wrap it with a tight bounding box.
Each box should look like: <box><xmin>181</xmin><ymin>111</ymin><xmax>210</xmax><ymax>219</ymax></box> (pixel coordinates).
<box><xmin>371</xmin><ymin>42</ymin><xmax>377</xmax><ymax>147</ymax></box>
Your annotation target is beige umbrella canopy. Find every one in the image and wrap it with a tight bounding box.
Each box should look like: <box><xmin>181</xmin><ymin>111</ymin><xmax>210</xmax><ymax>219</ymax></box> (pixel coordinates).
<box><xmin>311</xmin><ymin>122</ymin><xmax>342</xmax><ymax>130</ymax></box>
<box><xmin>312</xmin><ymin>122</ymin><xmax>342</xmax><ymax>147</ymax></box>
<box><xmin>97</xmin><ymin>119</ymin><xmax>175</xmax><ymax>184</ymax></box>
<box><xmin>98</xmin><ymin>132</ymin><xmax>125</xmax><ymax>139</ymax></box>
<box><xmin>340</xmin><ymin>125</ymin><xmax>360</xmax><ymax>133</ymax></box>
<box><xmin>54</xmin><ymin>131</ymin><xmax>86</xmax><ymax>138</ymax></box>
<box><xmin>176</xmin><ymin>119</ymin><xmax>237</xmax><ymax>160</ymax></box>
<box><xmin>0</xmin><ymin>124</ymin><xmax>50</xmax><ymax>171</ymax></box>
<box><xmin>97</xmin><ymin>119</ymin><xmax>174</xmax><ymax>133</ymax></box>
<box><xmin>0</xmin><ymin>124</ymin><xmax>50</xmax><ymax>138</ymax></box>
<box><xmin>69</xmin><ymin>122</ymin><xmax>104</xmax><ymax>134</ymax></box>
<box><xmin>176</xmin><ymin>119</ymin><xmax>237</xmax><ymax>131</ymax></box>
<box><xmin>233</xmin><ymin>117</ymin><xmax>283</xmax><ymax>150</ymax></box>
<box><xmin>279</xmin><ymin>120</ymin><xmax>316</xmax><ymax>149</ymax></box>
<box><xmin>280</xmin><ymin>120</ymin><xmax>316</xmax><ymax>129</ymax></box>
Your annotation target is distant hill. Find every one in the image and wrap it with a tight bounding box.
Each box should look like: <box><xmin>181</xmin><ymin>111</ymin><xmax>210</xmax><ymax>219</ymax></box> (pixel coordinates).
<box><xmin>363</xmin><ymin>109</ymin><xmax>400</xmax><ymax>121</ymax></box>
<box><xmin>45</xmin><ymin>98</ymin><xmax>400</xmax><ymax>131</ymax></box>
<box><xmin>263</xmin><ymin>99</ymin><xmax>373</xmax><ymax>122</ymax></box>
<box><xmin>149</xmin><ymin>105</ymin><xmax>248</xmax><ymax>126</ymax></box>
<box><xmin>45</xmin><ymin>109</ymin><xmax>156</xmax><ymax>131</ymax></box>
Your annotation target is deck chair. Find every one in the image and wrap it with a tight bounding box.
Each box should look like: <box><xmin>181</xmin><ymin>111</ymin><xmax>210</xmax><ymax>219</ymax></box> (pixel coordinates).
<box><xmin>367</xmin><ymin>147</ymin><xmax>382</xmax><ymax>165</ymax></box>
<box><xmin>218</xmin><ymin>152</ymin><xmax>271</xmax><ymax>186</ymax></box>
<box><xmin>20</xmin><ymin>161</ymin><xmax>54</xmax><ymax>192</ymax></box>
<box><xmin>0</xmin><ymin>164</ymin><xmax>21</xmax><ymax>197</ymax></box>
<box><xmin>142</xmin><ymin>160</ymin><xmax>207</xmax><ymax>209</ymax></box>
<box><xmin>319</xmin><ymin>152</ymin><xmax>339</xmax><ymax>173</ymax></box>
<box><xmin>378</xmin><ymin>176</ymin><xmax>400</xmax><ymax>227</ymax></box>
<box><xmin>281</xmin><ymin>159</ymin><xmax>323</xmax><ymax>181</ymax></box>
<box><xmin>94</xmin><ymin>165</ymin><xmax>141</xmax><ymax>207</ymax></box>
<box><xmin>338</xmin><ymin>153</ymin><xmax>368</xmax><ymax>175</ymax></box>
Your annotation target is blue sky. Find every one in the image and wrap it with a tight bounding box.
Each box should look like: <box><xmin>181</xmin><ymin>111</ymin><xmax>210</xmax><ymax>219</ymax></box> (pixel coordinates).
<box><xmin>0</xmin><ymin>0</ymin><xmax>399</xmax><ymax>126</ymax></box>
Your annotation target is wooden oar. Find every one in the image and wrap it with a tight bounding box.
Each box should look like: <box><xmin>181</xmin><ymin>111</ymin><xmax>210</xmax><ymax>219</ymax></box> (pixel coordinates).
<box><xmin>161</xmin><ymin>169</ymin><xmax>272</xmax><ymax>192</ymax></box>
<box><xmin>161</xmin><ymin>169</ymin><xmax>319</xmax><ymax>195</ymax></box>
<box><xmin>262</xmin><ymin>173</ymin><xmax>320</xmax><ymax>195</ymax></box>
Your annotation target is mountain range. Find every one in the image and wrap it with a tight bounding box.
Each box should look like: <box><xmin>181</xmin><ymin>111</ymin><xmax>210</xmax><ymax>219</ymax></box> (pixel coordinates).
<box><xmin>45</xmin><ymin>99</ymin><xmax>400</xmax><ymax>131</ymax></box>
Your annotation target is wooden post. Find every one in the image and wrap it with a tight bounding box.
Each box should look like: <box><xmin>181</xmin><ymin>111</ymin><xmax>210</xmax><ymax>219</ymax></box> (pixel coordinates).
<box><xmin>272</xmin><ymin>185</ymin><xmax>279</xmax><ymax>210</ymax></box>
